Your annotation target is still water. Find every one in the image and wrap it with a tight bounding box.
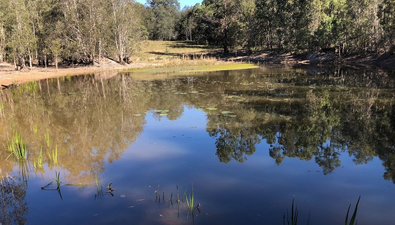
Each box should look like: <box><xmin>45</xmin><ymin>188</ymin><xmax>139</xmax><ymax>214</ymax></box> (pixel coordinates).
<box><xmin>1</xmin><ymin>67</ymin><xmax>395</xmax><ymax>224</ymax></box>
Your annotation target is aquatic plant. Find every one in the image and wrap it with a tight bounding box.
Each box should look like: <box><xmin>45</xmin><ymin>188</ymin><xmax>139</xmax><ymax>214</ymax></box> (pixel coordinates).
<box><xmin>33</xmin><ymin>124</ymin><xmax>38</xmax><ymax>135</ymax></box>
<box><xmin>41</xmin><ymin>171</ymin><xmax>63</xmax><ymax>200</ymax></box>
<box><xmin>48</xmin><ymin>145</ymin><xmax>58</xmax><ymax>166</ymax></box>
<box><xmin>283</xmin><ymin>199</ymin><xmax>298</xmax><ymax>225</ymax></box>
<box><xmin>0</xmin><ymin>101</ymin><xmax>4</xmax><ymax>117</ymax></box>
<box><xmin>33</xmin><ymin>147</ymin><xmax>43</xmax><ymax>169</ymax></box>
<box><xmin>7</xmin><ymin>132</ymin><xmax>27</xmax><ymax>160</ymax></box>
<box><xmin>55</xmin><ymin>171</ymin><xmax>61</xmax><ymax>187</ymax></box>
<box><xmin>345</xmin><ymin>196</ymin><xmax>361</xmax><ymax>225</ymax></box>
<box><xmin>184</xmin><ymin>184</ymin><xmax>194</xmax><ymax>211</ymax></box>
<box><xmin>45</xmin><ymin>130</ymin><xmax>50</xmax><ymax>147</ymax></box>
<box><xmin>176</xmin><ymin>185</ymin><xmax>180</xmax><ymax>203</ymax></box>
<box><xmin>24</xmin><ymin>82</ymin><xmax>37</xmax><ymax>93</ymax></box>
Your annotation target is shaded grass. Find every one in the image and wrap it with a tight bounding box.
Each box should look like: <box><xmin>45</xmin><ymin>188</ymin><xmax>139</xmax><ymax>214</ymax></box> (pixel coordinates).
<box><xmin>132</xmin><ymin>40</ymin><xmax>218</xmax><ymax>62</ymax></box>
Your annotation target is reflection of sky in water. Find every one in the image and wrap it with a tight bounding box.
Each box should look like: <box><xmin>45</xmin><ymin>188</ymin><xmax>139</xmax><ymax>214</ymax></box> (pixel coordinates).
<box><xmin>24</xmin><ymin>106</ymin><xmax>395</xmax><ymax>225</ymax></box>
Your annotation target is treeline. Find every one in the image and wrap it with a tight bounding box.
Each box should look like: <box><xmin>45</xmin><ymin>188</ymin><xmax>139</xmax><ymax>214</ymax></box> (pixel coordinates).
<box><xmin>0</xmin><ymin>0</ymin><xmax>147</xmax><ymax>69</ymax></box>
<box><xmin>0</xmin><ymin>0</ymin><xmax>394</xmax><ymax>69</ymax></box>
<box><xmin>176</xmin><ymin>0</ymin><xmax>395</xmax><ymax>55</ymax></box>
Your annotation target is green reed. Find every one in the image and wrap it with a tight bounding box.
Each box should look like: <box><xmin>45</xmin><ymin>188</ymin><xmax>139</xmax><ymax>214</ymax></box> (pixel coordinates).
<box><xmin>345</xmin><ymin>196</ymin><xmax>361</xmax><ymax>225</ymax></box>
<box><xmin>33</xmin><ymin>147</ymin><xmax>43</xmax><ymax>169</ymax></box>
<box><xmin>33</xmin><ymin>124</ymin><xmax>38</xmax><ymax>135</ymax></box>
<box><xmin>24</xmin><ymin>81</ymin><xmax>37</xmax><ymax>93</ymax></box>
<box><xmin>283</xmin><ymin>199</ymin><xmax>299</xmax><ymax>225</ymax></box>
<box><xmin>184</xmin><ymin>184</ymin><xmax>194</xmax><ymax>211</ymax></box>
<box><xmin>7</xmin><ymin>132</ymin><xmax>27</xmax><ymax>160</ymax></box>
<box><xmin>45</xmin><ymin>130</ymin><xmax>50</xmax><ymax>147</ymax></box>
<box><xmin>0</xmin><ymin>101</ymin><xmax>4</xmax><ymax>116</ymax></box>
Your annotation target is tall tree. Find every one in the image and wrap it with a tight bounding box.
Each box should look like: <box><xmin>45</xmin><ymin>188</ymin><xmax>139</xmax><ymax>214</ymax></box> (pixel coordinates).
<box><xmin>148</xmin><ymin>0</ymin><xmax>180</xmax><ymax>40</ymax></box>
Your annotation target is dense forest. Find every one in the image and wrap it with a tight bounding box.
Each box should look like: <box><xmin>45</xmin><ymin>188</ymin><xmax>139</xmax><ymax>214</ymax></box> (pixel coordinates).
<box><xmin>0</xmin><ymin>0</ymin><xmax>394</xmax><ymax>68</ymax></box>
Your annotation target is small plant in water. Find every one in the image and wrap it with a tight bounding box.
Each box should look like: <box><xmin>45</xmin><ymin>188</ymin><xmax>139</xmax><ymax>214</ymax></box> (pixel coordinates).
<box><xmin>33</xmin><ymin>124</ymin><xmax>38</xmax><ymax>135</ymax></box>
<box><xmin>0</xmin><ymin>101</ymin><xmax>4</xmax><ymax>117</ymax></box>
<box><xmin>33</xmin><ymin>147</ymin><xmax>43</xmax><ymax>169</ymax></box>
<box><xmin>45</xmin><ymin>129</ymin><xmax>50</xmax><ymax>147</ymax></box>
<box><xmin>184</xmin><ymin>184</ymin><xmax>194</xmax><ymax>211</ymax></box>
<box><xmin>7</xmin><ymin>132</ymin><xmax>27</xmax><ymax>160</ymax></box>
<box><xmin>345</xmin><ymin>196</ymin><xmax>361</xmax><ymax>225</ymax></box>
<box><xmin>283</xmin><ymin>199</ymin><xmax>299</xmax><ymax>225</ymax></box>
<box><xmin>41</xmin><ymin>171</ymin><xmax>63</xmax><ymax>200</ymax></box>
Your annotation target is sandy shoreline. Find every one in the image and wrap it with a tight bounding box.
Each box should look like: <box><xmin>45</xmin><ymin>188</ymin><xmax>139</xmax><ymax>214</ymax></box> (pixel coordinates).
<box><xmin>0</xmin><ymin>61</ymin><xmax>160</xmax><ymax>86</ymax></box>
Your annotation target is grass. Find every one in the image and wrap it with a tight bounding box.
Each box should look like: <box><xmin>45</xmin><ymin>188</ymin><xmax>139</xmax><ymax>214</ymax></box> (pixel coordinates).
<box><xmin>33</xmin><ymin>147</ymin><xmax>43</xmax><ymax>169</ymax></box>
<box><xmin>33</xmin><ymin>124</ymin><xmax>38</xmax><ymax>135</ymax></box>
<box><xmin>132</xmin><ymin>40</ymin><xmax>218</xmax><ymax>62</ymax></box>
<box><xmin>45</xmin><ymin>129</ymin><xmax>50</xmax><ymax>147</ymax></box>
<box><xmin>0</xmin><ymin>101</ymin><xmax>4</xmax><ymax>117</ymax></box>
<box><xmin>184</xmin><ymin>184</ymin><xmax>195</xmax><ymax>211</ymax></box>
<box><xmin>23</xmin><ymin>81</ymin><xmax>37</xmax><ymax>93</ymax></box>
<box><xmin>48</xmin><ymin>145</ymin><xmax>58</xmax><ymax>166</ymax></box>
<box><xmin>282</xmin><ymin>197</ymin><xmax>360</xmax><ymax>225</ymax></box>
<box><xmin>345</xmin><ymin>196</ymin><xmax>361</xmax><ymax>225</ymax></box>
<box><xmin>41</xmin><ymin>171</ymin><xmax>63</xmax><ymax>200</ymax></box>
<box><xmin>283</xmin><ymin>199</ymin><xmax>299</xmax><ymax>225</ymax></box>
<box><xmin>7</xmin><ymin>131</ymin><xmax>27</xmax><ymax>160</ymax></box>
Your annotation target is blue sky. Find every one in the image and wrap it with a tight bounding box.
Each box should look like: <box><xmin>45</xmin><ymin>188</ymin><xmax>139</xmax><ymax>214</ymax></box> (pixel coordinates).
<box><xmin>136</xmin><ymin>0</ymin><xmax>202</xmax><ymax>9</ymax></box>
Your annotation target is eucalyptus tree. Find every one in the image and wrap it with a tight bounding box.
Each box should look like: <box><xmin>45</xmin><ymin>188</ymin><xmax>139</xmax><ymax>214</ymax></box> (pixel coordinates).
<box><xmin>378</xmin><ymin>0</ymin><xmax>395</xmax><ymax>52</ymax></box>
<box><xmin>107</xmin><ymin>0</ymin><xmax>146</xmax><ymax>64</ymax></box>
<box><xmin>1</xmin><ymin>0</ymin><xmax>36</xmax><ymax>69</ymax></box>
<box><xmin>148</xmin><ymin>0</ymin><xmax>180</xmax><ymax>40</ymax></box>
<box><xmin>59</xmin><ymin>0</ymin><xmax>105</xmax><ymax>64</ymax></box>
<box><xmin>177</xmin><ymin>5</ymin><xmax>200</xmax><ymax>41</ymax></box>
<box><xmin>0</xmin><ymin>0</ymin><xmax>6</xmax><ymax>62</ymax></box>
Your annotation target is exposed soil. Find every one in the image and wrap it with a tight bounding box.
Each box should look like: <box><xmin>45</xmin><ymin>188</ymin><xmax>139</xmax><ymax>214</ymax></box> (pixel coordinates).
<box><xmin>0</xmin><ymin>58</ymin><xmax>154</xmax><ymax>86</ymax></box>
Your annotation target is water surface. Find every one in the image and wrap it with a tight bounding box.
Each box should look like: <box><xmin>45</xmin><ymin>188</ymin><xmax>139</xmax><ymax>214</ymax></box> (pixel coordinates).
<box><xmin>1</xmin><ymin>68</ymin><xmax>395</xmax><ymax>224</ymax></box>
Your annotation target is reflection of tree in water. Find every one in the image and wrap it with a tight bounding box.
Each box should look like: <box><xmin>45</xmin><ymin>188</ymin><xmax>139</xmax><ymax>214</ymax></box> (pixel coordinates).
<box><xmin>208</xmin><ymin>122</ymin><xmax>260</xmax><ymax>163</ymax></box>
<box><xmin>202</xmin><ymin>68</ymin><xmax>395</xmax><ymax>181</ymax></box>
<box><xmin>2</xmin><ymin>68</ymin><xmax>395</xmax><ymax>182</ymax></box>
<box><xmin>0</xmin><ymin>176</ymin><xmax>28</xmax><ymax>225</ymax></box>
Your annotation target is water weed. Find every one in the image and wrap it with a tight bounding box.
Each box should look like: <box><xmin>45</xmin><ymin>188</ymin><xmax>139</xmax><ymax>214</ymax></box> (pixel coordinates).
<box><xmin>7</xmin><ymin>132</ymin><xmax>27</xmax><ymax>160</ymax></box>
<box><xmin>48</xmin><ymin>145</ymin><xmax>58</xmax><ymax>166</ymax></box>
<box><xmin>33</xmin><ymin>124</ymin><xmax>38</xmax><ymax>135</ymax></box>
<box><xmin>41</xmin><ymin>171</ymin><xmax>63</xmax><ymax>200</ymax></box>
<box><xmin>283</xmin><ymin>199</ymin><xmax>299</xmax><ymax>225</ymax></box>
<box><xmin>33</xmin><ymin>147</ymin><xmax>43</xmax><ymax>169</ymax></box>
<box><xmin>345</xmin><ymin>196</ymin><xmax>361</xmax><ymax>225</ymax></box>
<box><xmin>45</xmin><ymin>130</ymin><xmax>50</xmax><ymax>147</ymax></box>
<box><xmin>184</xmin><ymin>184</ymin><xmax>194</xmax><ymax>211</ymax></box>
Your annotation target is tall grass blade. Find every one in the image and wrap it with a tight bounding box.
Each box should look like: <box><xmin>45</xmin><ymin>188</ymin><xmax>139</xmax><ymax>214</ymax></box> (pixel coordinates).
<box><xmin>346</xmin><ymin>196</ymin><xmax>361</xmax><ymax>225</ymax></box>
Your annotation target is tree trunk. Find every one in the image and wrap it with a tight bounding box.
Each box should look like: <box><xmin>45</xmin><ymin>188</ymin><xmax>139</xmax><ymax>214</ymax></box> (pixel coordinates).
<box><xmin>29</xmin><ymin>54</ymin><xmax>32</xmax><ymax>68</ymax></box>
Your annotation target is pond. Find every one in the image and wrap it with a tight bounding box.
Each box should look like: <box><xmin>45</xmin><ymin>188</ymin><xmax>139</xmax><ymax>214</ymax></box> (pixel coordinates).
<box><xmin>1</xmin><ymin>67</ymin><xmax>395</xmax><ymax>224</ymax></box>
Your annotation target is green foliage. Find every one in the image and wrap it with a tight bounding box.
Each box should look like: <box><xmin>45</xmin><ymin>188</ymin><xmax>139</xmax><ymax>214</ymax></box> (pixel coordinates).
<box><xmin>148</xmin><ymin>0</ymin><xmax>180</xmax><ymax>40</ymax></box>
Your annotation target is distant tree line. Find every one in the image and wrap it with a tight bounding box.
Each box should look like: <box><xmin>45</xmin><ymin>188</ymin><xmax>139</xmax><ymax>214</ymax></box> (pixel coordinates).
<box><xmin>177</xmin><ymin>0</ymin><xmax>395</xmax><ymax>55</ymax></box>
<box><xmin>0</xmin><ymin>0</ymin><xmax>394</xmax><ymax>69</ymax></box>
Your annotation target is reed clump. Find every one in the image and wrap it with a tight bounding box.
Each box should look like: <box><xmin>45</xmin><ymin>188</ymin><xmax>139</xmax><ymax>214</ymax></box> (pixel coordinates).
<box><xmin>7</xmin><ymin>132</ymin><xmax>27</xmax><ymax>160</ymax></box>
